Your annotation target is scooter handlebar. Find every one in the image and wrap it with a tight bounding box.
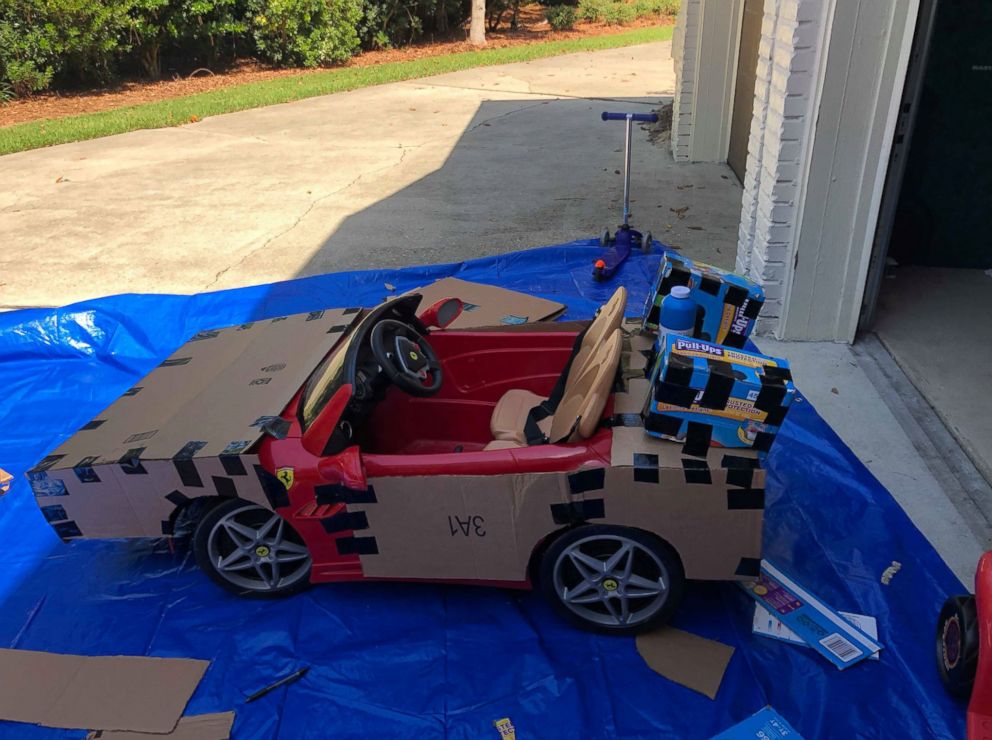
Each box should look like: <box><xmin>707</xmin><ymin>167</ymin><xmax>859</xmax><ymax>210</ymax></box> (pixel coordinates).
<box><xmin>601</xmin><ymin>111</ymin><xmax>659</xmax><ymax>122</ymax></box>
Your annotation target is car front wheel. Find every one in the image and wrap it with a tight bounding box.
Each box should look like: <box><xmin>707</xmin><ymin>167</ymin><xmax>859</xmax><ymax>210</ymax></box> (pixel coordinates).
<box><xmin>193</xmin><ymin>499</ymin><xmax>312</xmax><ymax>598</ymax></box>
<box><xmin>539</xmin><ymin>524</ymin><xmax>684</xmax><ymax>635</ymax></box>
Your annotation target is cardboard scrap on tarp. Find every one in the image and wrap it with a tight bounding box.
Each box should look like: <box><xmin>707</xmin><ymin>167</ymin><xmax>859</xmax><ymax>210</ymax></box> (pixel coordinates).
<box><xmin>407</xmin><ymin>277</ymin><xmax>566</xmax><ymax>328</ymax></box>
<box><xmin>636</xmin><ymin>627</ymin><xmax>735</xmax><ymax>700</ymax></box>
<box><xmin>87</xmin><ymin>712</ymin><xmax>235</xmax><ymax>740</ymax></box>
<box><xmin>0</xmin><ymin>648</ymin><xmax>208</xmax><ymax>733</ymax></box>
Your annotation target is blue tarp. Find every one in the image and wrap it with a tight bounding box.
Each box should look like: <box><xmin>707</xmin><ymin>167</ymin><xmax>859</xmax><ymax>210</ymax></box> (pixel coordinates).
<box><xmin>0</xmin><ymin>242</ymin><xmax>969</xmax><ymax>738</ymax></box>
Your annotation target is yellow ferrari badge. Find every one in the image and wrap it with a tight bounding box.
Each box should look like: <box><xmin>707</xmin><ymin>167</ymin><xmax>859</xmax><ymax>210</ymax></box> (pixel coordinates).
<box><xmin>276</xmin><ymin>467</ymin><xmax>295</xmax><ymax>490</ymax></box>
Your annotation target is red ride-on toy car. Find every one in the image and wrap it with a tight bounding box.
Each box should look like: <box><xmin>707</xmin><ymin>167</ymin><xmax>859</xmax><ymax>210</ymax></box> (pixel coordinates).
<box><xmin>937</xmin><ymin>551</ymin><xmax>992</xmax><ymax>738</ymax></box>
<box><xmin>27</xmin><ymin>287</ymin><xmax>766</xmax><ymax>635</ymax></box>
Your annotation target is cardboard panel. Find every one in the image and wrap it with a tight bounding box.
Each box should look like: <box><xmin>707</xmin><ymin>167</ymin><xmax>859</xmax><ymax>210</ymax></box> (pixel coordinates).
<box><xmin>636</xmin><ymin>628</ymin><xmax>735</xmax><ymax>699</ymax></box>
<box><xmin>43</xmin><ymin>309</ymin><xmax>359</xmax><ymax>468</ymax></box>
<box><xmin>0</xmin><ymin>648</ymin><xmax>208</xmax><ymax>733</ymax></box>
<box><xmin>87</xmin><ymin>712</ymin><xmax>235</xmax><ymax>740</ymax></box>
<box><xmin>407</xmin><ymin>278</ymin><xmax>566</xmax><ymax>329</ymax></box>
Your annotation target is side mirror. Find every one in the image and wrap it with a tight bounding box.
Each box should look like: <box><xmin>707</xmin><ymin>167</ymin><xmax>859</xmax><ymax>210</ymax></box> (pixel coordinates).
<box><xmin>418</xmin><ymin>297</ymin><xmax>463</xmax><ymax>330</ymax></box>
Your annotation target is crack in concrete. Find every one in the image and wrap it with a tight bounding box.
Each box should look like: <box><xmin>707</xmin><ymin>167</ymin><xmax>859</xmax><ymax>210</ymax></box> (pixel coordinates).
<box><xmin>466</xmin><ymin>100</ymin><xmax>551</xmax><ymax>132</ymax></box>
<box><xmin>414</xmin><ymin>81</ymin><xmax>671</xmax><ymax>104</ymax></box>
<box><xmin>202</xmin><ymin>146</ymin><xmax>412</xmax><ymax>290</ymax></box>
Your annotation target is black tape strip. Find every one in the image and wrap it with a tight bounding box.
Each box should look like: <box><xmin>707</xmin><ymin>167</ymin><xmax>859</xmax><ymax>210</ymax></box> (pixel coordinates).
<box><xmin>255</xmin><ymin>465</ymin><xmax>290</xmax><ymax>509</ymax></box>
<box><xmin>343</xmin><ymin>307</ymin><xmax>361</xmax><ymax>315</ymax></box>
<box><xmin>123</xmin><ymin>386</ymin><xmax>143</xmax><ymax>397</ymax></box>
<box><xmin>722</xmin><ymin>455</ymin><xmax>761</xmax><ymax>469</ymax></box>
<box><xmin>220</xmin><ymin>455</ymin><xmax>247</xmax><ymax>476</ymax></box>
<box><xmin>53</xmin><ymin>520</ymin><xmax>82</xmax><ymax>539</ymax></box>
<box><xmin>165</xmin><ymin>490</ymin><xmax>191</xmax><ymax>506</ymax></box>
<box><xmin>609</xmin><ymin>413</ymin><xmax>643</xmax><ymax>428</ymax></box>
<box><xmin>327</xmin><ymin>324</ymin><xmax>348</xmax><ymax>334</ymax></box>
<box><xmin>221</xmin><ymin>441</ymin><xmax>252</xmax><ymax>455</ymax></box>
<box><xmin>728</xmin><ymin>488</ymin><xmax>765</xmax><ymax>510</ymax></box>
<box><xmin>40</xmin><ymin>504</ymin><xmax>68</xmax><ymax>523</ymax></box>
<box><xmin>726</xmin><ymin>466</ymin><xmax>754</xmax><ymax>488</ymax></box>
<box><xmin>213</xmin><ymin>476</ymin><xmax>238</xmax><ymax>498</ymax></box>
<box><xmin>29</xmin><ymin>454</ymin><xmax>65</xmax><ymax>474</ymax></box>
<box><xmin>190</xmin><ymin>330</ymin><xmax>219</xmax><ymax>341</ymax></box>
<box><xmin>174</xmin><ymin>459</ymin><xmax>203</xmax><ymax>488</ymax></box>
<box><xmin>723</xmin><ymin>333</ymin><xmax>747</xmax><ymax>349</ymax></box>
<box><xmin>306</xmin><ymin>310</ymin><xmax>325</xmax><ymax>321</ymax></box>
<box><xmin>73</xmin><ymin>456</ymin><xmax>101</xmax><ymax>484</ymax></box>
<box><xmin>724</xmin><ymin>285</ymin><xmax>749</xmax><ymax>307</ymax></box>
<box><xmin>644</xmin><ymin>412</ymin><xmax>683</xmax><ymax>437</ymax></box>
<box><xmin>763</xmin><ymin>405</ymin><xmax>789</xmax><ymax>427</ymax></box>
<box><xmin>693</xmin><ymin>305</ymin><xmax>708</xmax><ymax>340</ymax></box>
<box><xmin>336</xmin><ymin>536</ymin><xmax>378</xmax><ymax>555</ymax></box>
<box><xmin>682</xmin><ymin>421</ymin><xmax>712</xmax><ymax>457</ymax></box>
<box><xmin>754</xmin><ymin>379</ymin><xmax>787</xmax><ymax>412</ymax></box>
<box><xmin>699</xmin><ymin>360</ymin><xmax>735</xmax><ymax>410</ymax></box>
<box><xmin>633</xmin><ymin>453</ymin><xmax>659</xmax><ymax>484</ymax></box>
<box><xmin>567</xmin><ymin>468</ymin><xmax>605</xmax><ymax>495</ymax></box>
<box><xmin>174</xmin><ymin>441</ymin><xmax>207</xmax><ymax>460</ymax></box>
<box><xmin>682</xmin><ymin>458</ymin><xmax>712</xmax><ymax>484</ymax></box>
<box><xmin>763</xmin><ymin>365</ymin><xmax>793</xmax><ymax>382</ymax></box>
<box><xmin>699</xmin><ymin>275</ymin><xmax>721</xmax><ymax>295</ymax></box>
<box><xmin>663</xmin><ymin>354</ymin><xmax>694</xmax><ymax>386</ymax></box>
<box><xmin>160</xmin><ymin>357</ymin><xmax>191</xmax><ymax>367</ymax></box>
<box><xmin>735</xmin><ymin>557</ymin><xmax>762</xmax><ymax>578</ymax></box>
<box><xmin>270</xmin><ymin>316</ymin><xmax>288</xmax><ymax>323</ymax></box>
<box><xmin>314</xmin><ymin>483</ymin><xmax>377</xmax><ymax>505</ymax></box>
<box><xmin>259</xmin><ymin>417</ymin><xmax>291</xmax><ymax>440</ymax></box>
<box><xmin>238</xmin><ymin>323</ymin><xmax>254</xmax><ymax>331</ymax></box>
<box><xmin>752</xmin><ymin>432</ymin><xmax>776</xmax><ymax>453</ymax></box>
<box><xmin>80</xmin><ymin>419</ymin><xmax>105</xmax><ymax>431</ymax></box>
<box><xmin>550</xmin><ymin>498</ymin><xmax>606</xmax><ymax>525</ymax></box>
<box><xmin>320</xmin><ymin>510</ymin><xmax>370</xmax><ymax>534</ymax></box>
<box><xmin>161</xmin><ymin>520</ymin><xmax>175</xmax><ymax>536</ymax></box>
<box><xmin>742</xmin><ymin>297</ymin><xmax>763</xmax><ymax>320</ymax></box>
<box><xmin>653</xmin><ymin>381</ymin><xmax>697</xmax><ymax>408</ymax></box>
<box><xmin>118</xmin><ymin>448</ymin><xmax>147</xmax><ymax>475</ymax></box>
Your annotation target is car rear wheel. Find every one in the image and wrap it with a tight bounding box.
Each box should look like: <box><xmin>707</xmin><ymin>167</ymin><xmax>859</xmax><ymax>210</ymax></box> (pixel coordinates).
<box><xmin>936</xmin><ymin>594</ymin><xmax>979</xmax><ymax>697</ymax></box>
<box><xmin>539</xmin><ymin>525</ymin><xmax>684</xmax><ymax>635</ymax></box>
<box><xmin>193</xmin><ymin>499</ymin><xmax>311</xmax><ymax>598</ymax></box>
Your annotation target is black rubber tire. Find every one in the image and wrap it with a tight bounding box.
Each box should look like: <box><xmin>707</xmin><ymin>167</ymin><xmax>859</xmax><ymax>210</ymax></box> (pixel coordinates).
<box><xmin>192</xmin><ymin>498</ymin><xmax>311</xmax><ymax>599</ymax></box>
<box><xmin>538</xmin><ymin>524</ymin><xmax>685</xmax><ymax>636</ymax></box>
<box><xmin>936</xmin><ymin>594</ymin><xmax>979</xmax><ymax>697</ymax></box>
<box><xmin>641</xmin><ymin>231</ymin><xmax>653</xmax><ymax>253</ymax></box>
<box><xmin>593</xmin><ymin>265</ymin><xmax>605</xmax><ymax>282</ymax></box>
<box><xmin>599</xmin><ymin>228</ymin><xmax>611</xmax><ymax>247</ymax></box>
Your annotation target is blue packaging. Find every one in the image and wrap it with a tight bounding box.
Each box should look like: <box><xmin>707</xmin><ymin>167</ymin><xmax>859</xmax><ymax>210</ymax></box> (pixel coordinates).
<box><xmin>643</xmin><ymin>335</ymin><xmax>796</xmax><ymax>454</ymax></box>
<box><xmin>643</xmin><ymin>252</ymin><xmax>764</xmax><ymax>348</ymax></box>
<box><xmin>710</xmin><ymin>707</ymin><xmax>804</xmax><ymax>739</ymax></box>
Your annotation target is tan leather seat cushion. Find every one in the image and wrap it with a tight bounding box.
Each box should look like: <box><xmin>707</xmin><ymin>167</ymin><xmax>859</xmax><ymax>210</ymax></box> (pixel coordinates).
<box><xmin>490</xmin><ymin>389</ymin><xmax>548</xmax><ymax>444</ymax></box>
<box><xmin>482</xmin><ymin>439</ymin><xmax>524</xmax><ymax>451</ymax></box>
<box><xmin>548</xmin><ymin>328</ymin><xmax>623</xmax><ymax>443</ymax></box>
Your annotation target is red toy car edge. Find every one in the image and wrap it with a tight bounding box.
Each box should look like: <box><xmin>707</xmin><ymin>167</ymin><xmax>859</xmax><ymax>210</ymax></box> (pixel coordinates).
<box><xmin>25</xmin><ymin>288</ymin><xmax>766</xmax><ymax>634</ymax></box>
<box><xmin>938</xmin><ymin>551</ymin><xmax>992</xmax><ymax>738</ymax></box>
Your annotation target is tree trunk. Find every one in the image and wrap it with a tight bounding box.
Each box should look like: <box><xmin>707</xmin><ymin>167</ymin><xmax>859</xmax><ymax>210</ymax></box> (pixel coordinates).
<box><xmin>469</xmin><ymin>0</ymin><xmax>486</xmax><ymax>46</ymax></box>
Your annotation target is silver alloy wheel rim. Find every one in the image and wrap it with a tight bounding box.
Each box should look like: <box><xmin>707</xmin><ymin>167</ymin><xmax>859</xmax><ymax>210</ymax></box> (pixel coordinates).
<box><xmin>553</xmin><ymin>534</ymin><xmax>669</xmax><ymax>627</ymax></box>
<box><xmin>207</xmin><ymin>504</ymin><xmax>311</xmax><ymax>592</ymax></box>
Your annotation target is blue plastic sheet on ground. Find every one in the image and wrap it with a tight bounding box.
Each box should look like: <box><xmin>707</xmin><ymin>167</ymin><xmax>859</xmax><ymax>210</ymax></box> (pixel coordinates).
<box><xmin>0</xmin><ymin>241</ymin><xmax>969</xmax><ymax>738</ymax></box>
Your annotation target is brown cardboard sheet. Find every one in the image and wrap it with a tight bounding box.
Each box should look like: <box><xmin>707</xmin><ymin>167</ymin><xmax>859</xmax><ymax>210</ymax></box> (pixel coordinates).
<box><xmin>87</xmin><ymin>712</ymin><xmax>235</xmax><ymax>740</ymax></box>
<box><xmin>407</xmin><ymin>278</ymin><xmax>566</xmax><ymax>329</ymax></box>
<box><xmin>636</xmin><ymin>628</ymin><xmax>735</xmax><ymax>699</ymax></box>
<box><xmin>0</xmin><ymin>648</ymin><xmax>208</xmax><ymax>733</ymax></box>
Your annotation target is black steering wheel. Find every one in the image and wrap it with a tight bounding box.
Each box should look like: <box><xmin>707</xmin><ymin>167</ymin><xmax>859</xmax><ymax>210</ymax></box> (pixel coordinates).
<box><xmin>369</xmin><ymin>319</ymin><xmax>443</xmax><ymax>397</ymax></box>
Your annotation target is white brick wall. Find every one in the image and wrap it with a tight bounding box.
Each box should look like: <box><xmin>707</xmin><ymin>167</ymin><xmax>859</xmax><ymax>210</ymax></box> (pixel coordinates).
<box><xmin>671</xmin><ymin>0</ymin><xmax>702</xmax><ymax>162</ymax></box>
<box><xmin>736</xmin><ymin>0</ymin><xmax>827</xmax><ymax>335</ymax></box>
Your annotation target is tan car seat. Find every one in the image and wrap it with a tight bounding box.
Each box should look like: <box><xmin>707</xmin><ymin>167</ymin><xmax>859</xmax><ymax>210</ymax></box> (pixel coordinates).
<box><xmin>483</xmin><ymin>328</ymin><xmax>623</xmax><ymax>449</ymax></box>
<box><xmin>489</xmin><ymin>286</ymin><xmax>627</xmax><ymax>443</ymax></box>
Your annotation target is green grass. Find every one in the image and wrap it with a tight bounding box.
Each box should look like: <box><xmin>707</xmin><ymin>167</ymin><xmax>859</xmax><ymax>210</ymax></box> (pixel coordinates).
<box><xmin>0</xmin><ymin>25</ymin><xmax>672</xmax><ymax>156</ymax></box>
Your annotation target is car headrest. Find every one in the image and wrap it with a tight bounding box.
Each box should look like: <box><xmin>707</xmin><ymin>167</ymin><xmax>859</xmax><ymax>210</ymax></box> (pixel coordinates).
<box><xmin>567</xmin><ymin>285</ymin><xmax>626</xmax><ymax>387</ymax></box>
<box><xmin>549</xmin><ymin>328</ymin><xmax>623</xmax><ymax>443</ymax></box>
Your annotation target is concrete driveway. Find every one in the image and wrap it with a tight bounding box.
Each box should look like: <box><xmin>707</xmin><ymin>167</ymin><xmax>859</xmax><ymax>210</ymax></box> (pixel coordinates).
<box><xmin>0</xmin><ymin>41</ymin><xmax>743</xmax><ymax>309</ymax></box>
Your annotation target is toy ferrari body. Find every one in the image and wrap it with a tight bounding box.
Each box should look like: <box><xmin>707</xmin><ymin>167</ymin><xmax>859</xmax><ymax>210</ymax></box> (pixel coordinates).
<box><xmin>27</xmin><ymin>290</ymin><xmax>765</xmax><ymax>634</ymax></box>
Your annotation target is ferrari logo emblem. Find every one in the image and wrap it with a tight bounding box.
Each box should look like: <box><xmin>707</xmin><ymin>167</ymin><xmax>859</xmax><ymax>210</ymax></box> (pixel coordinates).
<box><xmin>276</xmin><ymin>467</ymin><xmax>294</xmax><ymax>490</ymax></box>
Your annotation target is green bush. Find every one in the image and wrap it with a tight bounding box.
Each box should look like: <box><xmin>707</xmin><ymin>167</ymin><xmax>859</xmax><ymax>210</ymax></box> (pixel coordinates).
<box><xmin>600</xmin><ymin>0</ymin><xmax>634</xmax><ymax>23</ymax></box>
<box><xmin>545</xmin><ymin>3</ymin><xmax>575</xmax><ymax>29</ymax></box>
<box><xmin>250</xmin><ymin>0</ymin><xmax>362</xmax><ymax>67</ymax></box>
<box><xmin>658</xmin><ymin>0</ymin><xmax>678</xmax><ymax>13</ymax></box>
<box><xmin>127</xmin><ymin>0</ymin><xmax>246</xmax><ymax>78</ymax></box>
<box><xmin>576</xmin><ymin>0</ymin><xmax>603</xmax><ymax>21</ymax></box>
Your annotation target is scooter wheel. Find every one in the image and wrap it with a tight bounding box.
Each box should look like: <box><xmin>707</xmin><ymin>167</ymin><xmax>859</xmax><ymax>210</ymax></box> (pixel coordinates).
<box><xmin>593</xmin><ymin>265</ymin><xmax>605</xmax><ymax>281</ymax></box>
<box><xmin>599</xmin><ymin>229</ymin><xmax>610</xmax><ymax>247</ymax></box>
<box><xmin>641</xmin><ymin>231</ymin><xmax>653</xmax><ymax>253</ymax></box>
